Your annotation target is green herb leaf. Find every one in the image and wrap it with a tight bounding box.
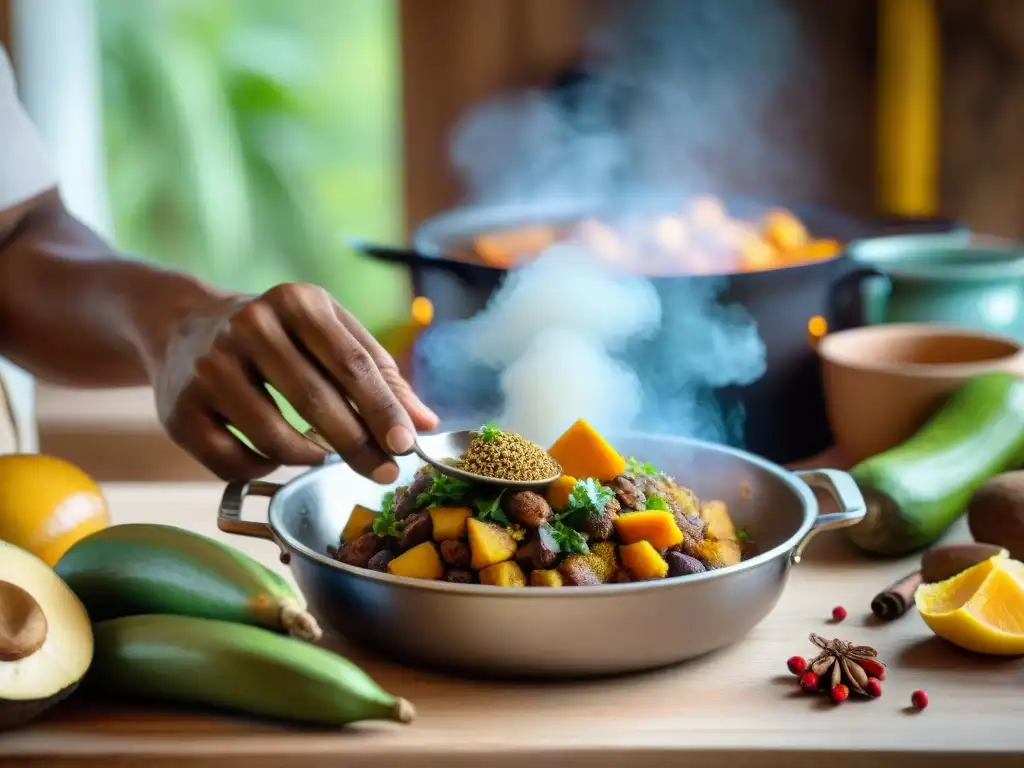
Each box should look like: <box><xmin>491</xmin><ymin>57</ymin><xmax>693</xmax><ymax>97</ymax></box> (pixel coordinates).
<box><xmin>549</xmin><ymin>520</ymin><xmax>590</xmax><ymax>555</ymax></box>
<box><xmin>474</xmin><ymin>489</ymin><xmax>509</xmax><ymax>525</ymax></box>
<box><xmin>371</xmin><ymin>491</ymin><xmax>404</xmax><ymax>538</ymax></box>
<box><xmin>416</xmin><ymin>472</ymin><xmax>471</xmax><ymax>508</ymax></box>
<box><xmin>625</xmin><ymin>456</ymin><xmax>661</xmax><ymax>477</ymax></box>
<box><xmin>568</xmin><ymin>478</ymin><xmax>614</xmax><ymax>517</ymax></box>
<box><xmin>645</xmin><ymin>495</ymin><xmax>670</xmax><ymax>511</ymax></box>
<box><xmin>736</xmin><ymin>527</ymin><xmax>754</xmax><ymax>544</ymax></box>
<box><xmin>477</xmin><ymin>422</ymin><xmax>501</xmax><ymax>442</ymax></box>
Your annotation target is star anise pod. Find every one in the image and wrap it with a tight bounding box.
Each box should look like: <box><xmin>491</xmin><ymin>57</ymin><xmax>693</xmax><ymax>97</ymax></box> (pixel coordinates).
<box><xmin>806</xmin><ymin>633</ymin><xmax>886</xmax><ymax>695</ymax></box>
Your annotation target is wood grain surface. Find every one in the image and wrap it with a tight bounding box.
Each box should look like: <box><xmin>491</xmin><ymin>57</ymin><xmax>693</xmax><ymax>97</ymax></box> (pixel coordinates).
<box><xmin>2</xmin><ymin>473</ymin><xmax>1023</xmax><ymax>768</ymax></box>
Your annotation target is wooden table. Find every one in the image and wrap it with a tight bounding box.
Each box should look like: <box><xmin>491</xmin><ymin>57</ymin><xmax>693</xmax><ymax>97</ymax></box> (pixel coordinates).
<box><xmin>3</xmin><ymin>480</ymin><xmax>1024</xmax><ymax>767</ymax></box>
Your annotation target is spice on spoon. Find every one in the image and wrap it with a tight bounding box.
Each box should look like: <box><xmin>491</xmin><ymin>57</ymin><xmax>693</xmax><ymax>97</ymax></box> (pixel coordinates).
<box><xmin>456</xmin><ymin>424</ymin><xmax>561</xmax><ymax>482</ymax></box>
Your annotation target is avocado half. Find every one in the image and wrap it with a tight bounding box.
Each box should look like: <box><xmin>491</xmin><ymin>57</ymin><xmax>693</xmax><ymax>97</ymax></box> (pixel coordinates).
<box><xmin>0</xmin><ymin>540</ymin><xmax>93</xmax><ymax>730</ymax></box>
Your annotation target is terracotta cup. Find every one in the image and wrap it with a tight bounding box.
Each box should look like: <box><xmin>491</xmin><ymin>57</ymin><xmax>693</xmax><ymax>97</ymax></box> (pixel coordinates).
<box><xmin>817</xmin><ymin>323</ymin><xmax>1024</xmax><ymax>464</ymax></box>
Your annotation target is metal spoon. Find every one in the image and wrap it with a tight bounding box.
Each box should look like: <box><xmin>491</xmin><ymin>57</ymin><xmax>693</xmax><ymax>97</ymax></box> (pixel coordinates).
<box><xmin>305</xmin><ymin>428</ymin><xmax>561</xmax><ymax>489</ymax></box>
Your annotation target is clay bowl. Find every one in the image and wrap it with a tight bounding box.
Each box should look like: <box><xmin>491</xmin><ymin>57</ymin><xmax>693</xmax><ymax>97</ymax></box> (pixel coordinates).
<box><xmin>818</xmin><ymin>323</ymin><xmax>1024</xmax><ymax>464</ymax></box>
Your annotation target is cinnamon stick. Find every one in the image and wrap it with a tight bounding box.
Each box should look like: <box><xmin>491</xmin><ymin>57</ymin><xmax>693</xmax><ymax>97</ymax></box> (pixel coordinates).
<box><xmin>870</xmin><ymin>569</ymin><xmax>924</xmax><ymax>621</ymax></box>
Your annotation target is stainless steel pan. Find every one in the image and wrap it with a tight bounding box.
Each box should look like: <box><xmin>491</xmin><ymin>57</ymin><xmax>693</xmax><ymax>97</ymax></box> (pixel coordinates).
<box><xmin>217</xmin><ymin>433</ymin><xmax>865</xmax><ymax>678</ymax></box>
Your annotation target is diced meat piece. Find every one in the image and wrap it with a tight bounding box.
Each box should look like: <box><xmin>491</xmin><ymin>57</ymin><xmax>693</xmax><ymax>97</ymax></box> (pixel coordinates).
<box><xmin>367</xmin><ymin>550</ymin><xmax>396</xmax><ymax>572</ymax></box>
<box><xmin>444</xmin><ymin>568</ymin><xmax>477</xmax><ymax>584</ymax></box>
<box><xmin>609</xmin><ymin>568</ymin><xmax>633</xmax><ymax>584</ymax></box>
<box><xmin>580</xmin><ymin>497</ymin><xmax>620</xmax><ymax>542</ymax></box>
<box><xmin>503</xmin><ymin>491</ymin><xmax>552</xmax><ymax>528</ymax></box>
<box><xmin>666</xmin><ymin>551</ymin><xmax>706</xmax><ymax>577</ymax></box>
<box><xmin>609</xmin><ymin>474</ymin><xmax>646</xmax><ymax>511</ymax></box>
<box><xmin>393</xmin><ymin>472</ymin><xmax>433</xmax><ymax>519</ymax></box>
<box><xmin>399</xmin><ymin>511</ymin><xmax>433</xmax><ymax>551</ymax></box>
<box><xmin>439</xmin><ymin>539</ymin><xmax>471</xmax><ymax>569</ymax></box>
<box><xmin>341</xmin><ymin>532</ymin><xmax>382</xmax><ymax>568</ymax></box>
<box><xmin>558</xmin><ymin>558</ymin><xmax>603</xmax><ymax>586</ymax></box>
<box><xmin>516</xmin><ymin>525</ymin><xmax>559</xmax><ymax>571</ymax></box>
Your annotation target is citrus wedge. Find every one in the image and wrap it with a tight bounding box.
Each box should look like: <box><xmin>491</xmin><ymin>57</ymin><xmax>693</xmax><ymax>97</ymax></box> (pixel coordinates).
<box><xmin>915</xmin><ymin>555</ymin><xmax>1024</xmax><ymax>655</ymax></box>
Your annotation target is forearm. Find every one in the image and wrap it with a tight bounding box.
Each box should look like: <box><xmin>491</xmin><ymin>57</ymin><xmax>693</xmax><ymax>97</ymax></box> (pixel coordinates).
<box><xmin>0</xmin><ymin>190</ymin><xmax>226</xmax><ymax>388</ymax></box>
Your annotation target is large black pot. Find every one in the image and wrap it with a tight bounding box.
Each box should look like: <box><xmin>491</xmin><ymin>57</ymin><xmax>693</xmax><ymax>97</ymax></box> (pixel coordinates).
<box><xmin>354</xmin><ymin>201</ymin><xmax>962</xmax><ymax>464</ymax></box>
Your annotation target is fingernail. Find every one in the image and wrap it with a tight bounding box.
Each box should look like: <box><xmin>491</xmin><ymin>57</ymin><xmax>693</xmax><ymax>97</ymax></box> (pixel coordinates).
<box><xmin>386</xmin><ymin>425</ymin><xmax>415</xmax><ymax>454</ymax></box>
<box><xmin>372</xmin><ymin>462</ymin><xmax>400</xmax><ymax>485</ymax></box>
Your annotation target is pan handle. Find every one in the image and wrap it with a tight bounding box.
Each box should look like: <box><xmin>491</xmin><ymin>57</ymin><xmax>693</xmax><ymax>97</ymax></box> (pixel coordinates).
<box><xmin>790</xmin><ymin>469</ymin><xmax>867</xmax><ymax>565</ymax></box>
<box><xmin>217</xmin><ymin>480</ymin><xmax>290</xmax><ymax>564</ymax></box>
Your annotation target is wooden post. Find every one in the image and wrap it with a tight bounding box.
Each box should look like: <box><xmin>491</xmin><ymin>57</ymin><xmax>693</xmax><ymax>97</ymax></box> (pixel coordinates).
<box><xmin>397</xmin><ymin>0</ymin><xmax>596</xmax><ymax>238</ymax></box>
<box><xmin>0</xmin><ymin>0</ymin><xmax>12</xmax><ymax>54</ymax></box>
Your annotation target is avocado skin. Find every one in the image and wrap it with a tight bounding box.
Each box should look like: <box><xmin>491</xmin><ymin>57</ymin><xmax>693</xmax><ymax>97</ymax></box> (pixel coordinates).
<box><xmin>845</xmin><ymin>372</ymin><xmax>1024</xmax><ymax>556</ymax></box>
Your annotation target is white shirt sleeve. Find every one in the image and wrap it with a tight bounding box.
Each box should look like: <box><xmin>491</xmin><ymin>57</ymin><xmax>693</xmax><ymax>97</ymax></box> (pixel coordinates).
<box><xmin>0</xmin><ymin>44</ymin><xmax>57</xmax><ymax>210</ymax></box>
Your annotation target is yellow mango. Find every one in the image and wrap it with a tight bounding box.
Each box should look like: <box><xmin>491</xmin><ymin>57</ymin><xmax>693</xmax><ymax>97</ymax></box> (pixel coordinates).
<box><xmin>546</xmin><ymin>418</ymin><xmax>625</xmax><ymax>482</ymax></box>
<box><xmin>429</xmin><ymin>506</ymin><xmax>473</xmax><ymax>542</ymax></box>
<box><xmin>479</xmin><ymin>560</ymin><xmax>527</xmax><ymax>587</ymax></box>
<box><xmin>529</xmin><ymin>569</ymin><xmax>564</xmax><ymax>587</ymax></box>
<box><xmin>342</xmin><ymin>504</ymin><xmax>377</xmax><ymax>544</ymax></box>
<box><xmin>619</xmin><ymin>541</ymin><xmax>669</xmax><ymax>580</ymax></box>
<box><xmin>466</xmin><ymin>517</ymin><xmax>517</xmax><ymax>570</ymax></box>
<box><xmin>545</xmin><ymin>475</ymin><xmax>577</xmax><ymax>512</ymax></box>
<box><xmin>613</xmin><ymin>510</ymin><xmax>684</xmax><ymax>549</ymax></box>
<box><xmin>386</xmin><ymin>541</ymin><xmax>444</xmax><ymax>580</ymax></box>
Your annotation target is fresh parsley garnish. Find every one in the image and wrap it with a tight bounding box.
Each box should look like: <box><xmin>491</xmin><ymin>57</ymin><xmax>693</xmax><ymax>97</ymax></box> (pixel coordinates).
<box><xmin>371</xmin><ymin>491</ymin><xmax>404</xmax><ymax>538</ymax></box>
<box><xmin>477</xmin><ymin>422</ymin><xmax>501</xmax><ymax>442</ymax></box>
<box><xmin>549</xmin><ymin>520</ymin><xmax>590</xmax><ymax>555</ymax></box>
<box><xmin>416</xmin><ymin>472</ymin><xmax>471</xmax><ymax>508</ymax></box>
<box><xmin>474</xmin><ymin>490</ymin><xmax>509</xmax><ymax>525</ymax></box>
<box><xmin>553</xmin><ymin>478</ymin><xmax>614</xmax><ymax>529</ymax></box>
<box><xmin>736</xmin><ymin>527</ymin><xmax>754</xmax><ymax>544</ymax></box>
<box><xmin>645</xmin><ymin>495</ymin><xmax>670</xmax><ymax>511</ymax></box>
<box><xmin>625</xmin><ymin>456</ymin><xmax>661</xmax><ymax>477</ymax></box>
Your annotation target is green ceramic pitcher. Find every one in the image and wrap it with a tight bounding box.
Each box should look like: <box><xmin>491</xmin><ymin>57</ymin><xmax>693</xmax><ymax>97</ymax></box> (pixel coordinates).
<box><xmin>842</xmin><ymin>235</ymin><xmax>1024</xmax><ymax>340</ymax></box>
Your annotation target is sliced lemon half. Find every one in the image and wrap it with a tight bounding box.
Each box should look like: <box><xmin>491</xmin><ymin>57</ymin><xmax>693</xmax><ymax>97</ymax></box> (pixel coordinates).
<box><xmin>915</xmin><ymin>555</ymin><xmax>1024</xmax><ymax>655</ymax></box>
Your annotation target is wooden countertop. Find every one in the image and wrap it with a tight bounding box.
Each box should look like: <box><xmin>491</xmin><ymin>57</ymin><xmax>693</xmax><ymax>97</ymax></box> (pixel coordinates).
<box><xmin>3</xmin><ymin>480</ymin><xmax>1024</xmax><ymax>768</ymax></box>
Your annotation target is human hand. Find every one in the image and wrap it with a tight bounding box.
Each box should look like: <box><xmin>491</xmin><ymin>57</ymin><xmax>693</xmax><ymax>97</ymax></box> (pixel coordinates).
<box><xmin>152</xmin><ymin>283</ymin><xmax>438</xmax><ymax>482</ymax></box>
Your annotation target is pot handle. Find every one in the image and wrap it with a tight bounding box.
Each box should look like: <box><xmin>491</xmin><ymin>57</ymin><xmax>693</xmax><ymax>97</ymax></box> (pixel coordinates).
<box><xmin>217</xmin><ymin>480</ymin><xmax>290</xmax><ymax>563</ymax></box>
<box><xmin>348</xmin><ymin>238</ymin><xmax>500</xmax><ymax>288</ymax></box>
<box><xmin>828</xmin><ymin>266</ymin><xmax>892</xmax><ymax>331</ymax></box>
<box><xmin>790</xmin><ymin>469</ymin><xmax>867</xmax><ymax>565</ymax></box>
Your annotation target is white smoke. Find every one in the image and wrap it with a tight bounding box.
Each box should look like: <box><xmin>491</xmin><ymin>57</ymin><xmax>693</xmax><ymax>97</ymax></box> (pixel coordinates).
<box><xmin>416</xmin><ymin>0</ymin><xmax>818</xmax><ymax>446</ymax></box>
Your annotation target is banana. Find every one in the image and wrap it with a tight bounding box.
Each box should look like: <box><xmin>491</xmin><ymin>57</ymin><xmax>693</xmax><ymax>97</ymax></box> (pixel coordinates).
<box><xmin>90</xmin><ymin>614</ymin><xmax>414</xmax><ymax>726</ymax></box>
<box><xmin>54</xmin><ymin>523</ymin><xmax>321</xmax><ymax>641</ymax></box>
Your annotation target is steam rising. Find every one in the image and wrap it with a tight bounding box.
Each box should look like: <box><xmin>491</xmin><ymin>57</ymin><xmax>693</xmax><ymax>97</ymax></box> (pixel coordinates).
<box><xmin>417</xmin><ymin>0</ymin><xmax>817</xmax><ymax>446</ymax></box>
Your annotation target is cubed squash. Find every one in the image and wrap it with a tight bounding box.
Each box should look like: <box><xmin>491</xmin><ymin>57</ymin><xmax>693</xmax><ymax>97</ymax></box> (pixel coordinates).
<box><xmin>430</xmin><ymin>506</ymin><xmax>473</xmax><ymax>542</ymax></box>
<box><xmin>466</xmin><ymin>517</ymin><xmax>517</xmax><ymax>570</ymax></box>
<box><xmin>619</xmin><ymin>541</ymin><xmax>669</xmax><ymax>580</ymax></box>
<box><xmin>700</xmin><ymin>500</ymin><xmax>738</xmax><ymax>543</ymax></box>
<box><xmin>546</xmin><ymin>418</ymin><xmax>626</xmax><ymax>482</ymax></box>
<box><xmin>545</xmin><ymin>475</ymin><xmax>577</xmax><ymax>512</ymax></box>
<box><xmin>613</xmin><ymin>510</ymin><xmax>684</xmax><ymax>549</ymax></box>
<box><xmin>529</xmin><ymin>569</ymin><xmax>564</xmax><ymax>587</ymax></box>
<box><xmin>694</xmin><ymin>537</ymin><xmax>741</xmax><ymax>569</ymax></box>
<box><xmin>342</xmin><ymin>504</ymin><xmax>377</xmax><ymax>543</ymax></box>
<box><xmin>479</xmin><ymin>560</ymin><xmax>527</xmax><ymax>588</ymax></box>
<box><xmin>386</xmin><ymin>541</ymin><xmax>444</xmax><ymax>580</ymax></box>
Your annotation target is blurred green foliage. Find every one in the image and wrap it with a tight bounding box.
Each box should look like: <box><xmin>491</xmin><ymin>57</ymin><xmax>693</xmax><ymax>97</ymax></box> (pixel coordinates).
<box><xmin>96</xmin><ymin>0</ymin><xmax>409</xmax><ymax>336</ymax></box>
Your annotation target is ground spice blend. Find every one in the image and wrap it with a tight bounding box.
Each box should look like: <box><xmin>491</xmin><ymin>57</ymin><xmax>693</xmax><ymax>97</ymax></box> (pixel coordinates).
<box><xmin>458</xmin><ymin>426</ymin><xmax>561</xmax><ymax>482</ymax></box>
